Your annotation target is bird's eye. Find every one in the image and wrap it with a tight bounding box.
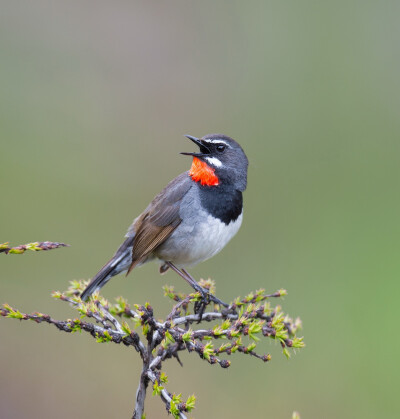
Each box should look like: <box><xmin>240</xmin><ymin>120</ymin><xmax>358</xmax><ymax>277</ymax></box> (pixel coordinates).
<box><xmin>216</xmin><ymin>144</ymin><xmax>226</xmax><ymax>152</ymax></box>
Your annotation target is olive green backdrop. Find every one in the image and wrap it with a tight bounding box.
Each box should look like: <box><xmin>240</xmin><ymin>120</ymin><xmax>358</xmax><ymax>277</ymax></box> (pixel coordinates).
<box><xmin>1</xmin><ymin>1</ymin><xmax>399</xmax><ymax>418</ymax></box>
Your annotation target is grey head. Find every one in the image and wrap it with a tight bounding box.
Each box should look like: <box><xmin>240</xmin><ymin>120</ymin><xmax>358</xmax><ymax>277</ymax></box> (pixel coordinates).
<box><xmin>182</xmin><ymin>133</ymin><xmax>249</xmax><ymax>191</ymax></box>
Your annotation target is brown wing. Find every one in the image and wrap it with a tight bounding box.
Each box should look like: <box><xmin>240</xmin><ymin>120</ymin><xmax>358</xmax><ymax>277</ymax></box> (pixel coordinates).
<box><xmin>127</xmin><ymin>172</ymin><xmax>191</xmax><ymax>274</ymax></box>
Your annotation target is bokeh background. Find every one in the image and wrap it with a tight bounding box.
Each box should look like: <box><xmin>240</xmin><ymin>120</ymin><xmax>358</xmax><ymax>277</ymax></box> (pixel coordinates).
<box><xmin>1</xmin><ymin>1</ymin><xmax>399</xmax><ymax>418</ymax></box>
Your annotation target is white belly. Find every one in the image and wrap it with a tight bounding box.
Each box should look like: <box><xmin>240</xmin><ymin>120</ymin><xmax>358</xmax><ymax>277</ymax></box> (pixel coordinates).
<box><xmin>155</xmin><ymin>212</ymin><xmax>243</xmax><ymax>267</ymax></box>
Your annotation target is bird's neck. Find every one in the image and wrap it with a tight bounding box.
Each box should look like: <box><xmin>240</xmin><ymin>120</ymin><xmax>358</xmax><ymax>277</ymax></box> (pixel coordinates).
<box><xmin>189</xmin><ymin>157</ymin><xmax>219</xmax><ymax>186</ymax></box>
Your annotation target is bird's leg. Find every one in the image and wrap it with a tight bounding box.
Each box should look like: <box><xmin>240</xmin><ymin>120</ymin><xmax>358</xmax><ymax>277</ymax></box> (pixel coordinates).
<box><xmin>164</xmin><ymin>262</ymin><xmax>207</xmax><ymax>315</ymax></box>
<box><xmin>165</xmin><ymin>262</ymin><xmax>198</xmax><ymax>289</ymax></box>
<box><xmin>165</xmin><ymin>262</ymin><xmax>229</xmax><ymax>308</ymax></box>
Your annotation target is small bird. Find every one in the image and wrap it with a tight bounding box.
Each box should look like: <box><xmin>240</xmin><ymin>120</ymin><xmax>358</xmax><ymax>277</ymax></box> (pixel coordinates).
<box><xmin>81</xmin><ymin>134</ymin><xmax>248</xmax><ymax>306</ymax></box>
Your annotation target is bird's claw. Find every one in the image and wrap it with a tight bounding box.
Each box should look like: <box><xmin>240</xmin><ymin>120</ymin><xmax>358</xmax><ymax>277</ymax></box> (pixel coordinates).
<box><xmin>192</xmin><ymin>285</ymin><xmax>230</xmax><ymax>320</ymax></box>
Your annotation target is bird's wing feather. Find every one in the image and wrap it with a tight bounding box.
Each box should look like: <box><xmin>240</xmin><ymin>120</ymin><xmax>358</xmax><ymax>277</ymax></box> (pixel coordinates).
<box><xmin>127</xmin><ymin>172</ymin><xmax>191</xmax><ymax>273</ymax></box>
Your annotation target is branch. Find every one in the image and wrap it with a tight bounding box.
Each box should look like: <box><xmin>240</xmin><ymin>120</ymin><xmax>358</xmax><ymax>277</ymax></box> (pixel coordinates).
<box><xmin>132</xmin><ymin>365</ymin><xmax>150</xmax><ymax>419</ymax></box>
<box><xmin>147</xmin><ymin>370</ymin><xmax>188</xmax><ymax>419</ymax></box>
<box><xmin>2</xmin><ymin>280</ymin><xmax>304</xmax><ymax>418</ymax></box>
<box><xmin>0</xmin><ymin>241</ymin><xmax>69</xmax><ymax>254</ymax></box>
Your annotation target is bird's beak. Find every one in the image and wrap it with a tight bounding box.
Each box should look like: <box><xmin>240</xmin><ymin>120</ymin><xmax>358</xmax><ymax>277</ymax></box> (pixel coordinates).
<box><xmin>181</xmin><ymin>135</ymin><xmax>210</xmax><ymax>157</ymax></box>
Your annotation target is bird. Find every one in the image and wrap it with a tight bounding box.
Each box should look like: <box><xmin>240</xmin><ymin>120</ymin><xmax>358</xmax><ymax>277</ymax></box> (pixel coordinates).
<box><xmin>80</xmin><ymin>134</ymin><xmax>248</xmax><ymax>306</ymax></box>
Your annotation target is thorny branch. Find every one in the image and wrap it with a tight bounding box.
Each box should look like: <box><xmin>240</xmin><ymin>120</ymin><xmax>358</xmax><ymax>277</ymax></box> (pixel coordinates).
<box><xmin>1</xmin><ymin>279</ymin><xmax>305</xmax><ymax>418</ymax></box>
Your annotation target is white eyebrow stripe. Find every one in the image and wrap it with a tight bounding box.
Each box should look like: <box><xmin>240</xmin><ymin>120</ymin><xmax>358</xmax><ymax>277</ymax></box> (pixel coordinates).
<box><xmin>203</xmin><ymin>139</ymin><xmax>229</xmax><ymax>146</ymax></box>
<box><xmin>205</xmin><ymin>157</ymin><xmax>223</xmax><ymax>167</ymax></box>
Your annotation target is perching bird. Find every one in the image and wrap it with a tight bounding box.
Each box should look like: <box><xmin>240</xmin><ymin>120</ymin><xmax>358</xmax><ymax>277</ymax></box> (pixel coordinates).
<box><xmin>80</xmin><ymin>134</ymin><xmax>248</xmax><ymax>306</ymax></box>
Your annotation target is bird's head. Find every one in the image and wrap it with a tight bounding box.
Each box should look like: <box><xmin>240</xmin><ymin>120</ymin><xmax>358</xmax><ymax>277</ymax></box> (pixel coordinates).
<box><xmin>181</xmin><ymin>134</ymin><xmax>248</xmax><ymax>191</ymax></box>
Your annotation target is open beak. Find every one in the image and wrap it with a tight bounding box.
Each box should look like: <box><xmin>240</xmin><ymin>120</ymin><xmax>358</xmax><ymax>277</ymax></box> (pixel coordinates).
<box><xmin>181</xmin><ymin>135</ymin><xmax>210</xmax><ymax>157</ymax></box>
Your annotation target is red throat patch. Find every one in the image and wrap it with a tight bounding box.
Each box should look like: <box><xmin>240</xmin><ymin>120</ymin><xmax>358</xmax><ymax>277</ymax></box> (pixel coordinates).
<box><xmin>189</xmin><ymin>157</ymin><xmax>219</xmax><ymax>186</ymax></box>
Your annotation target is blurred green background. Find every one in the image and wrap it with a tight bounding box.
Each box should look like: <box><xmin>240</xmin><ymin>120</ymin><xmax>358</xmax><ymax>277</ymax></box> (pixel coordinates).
<box><xmin>1</xmin><ymin>1</ymin><xmax>399</xmax><ymax>418</ymax></box>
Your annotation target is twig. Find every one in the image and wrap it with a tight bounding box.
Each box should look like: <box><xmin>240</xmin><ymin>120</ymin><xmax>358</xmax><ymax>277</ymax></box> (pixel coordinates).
<box><xmin>147</xmin><ymin>370</ymin><xmax>187</xmax><ymax>419</ymax></box>
<box><xmin>0</xmin><ymin>241</ymin><xmax>69</xmax><ymax>254</ymax></box>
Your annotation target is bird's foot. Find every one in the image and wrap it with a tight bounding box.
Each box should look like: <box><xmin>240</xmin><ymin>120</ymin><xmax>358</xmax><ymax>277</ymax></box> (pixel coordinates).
<box><xmin>192</xmin><ymin>284</ymin><xmax>229</xmax><ymax>320</ymax></box>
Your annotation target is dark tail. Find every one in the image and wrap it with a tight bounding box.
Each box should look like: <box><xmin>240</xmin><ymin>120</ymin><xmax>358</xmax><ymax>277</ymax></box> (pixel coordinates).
<box><xmin>80</xmin><ymin>236</ymin><xmax>134</xmax><ymax>301</ymax></box>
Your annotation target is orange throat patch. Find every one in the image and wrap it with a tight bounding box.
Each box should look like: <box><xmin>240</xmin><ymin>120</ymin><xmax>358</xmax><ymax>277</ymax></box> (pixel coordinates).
<box><xmin>189</xmin><ymin>157</ymin><xmax>219</xmax><ymax>186</ymax></box>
